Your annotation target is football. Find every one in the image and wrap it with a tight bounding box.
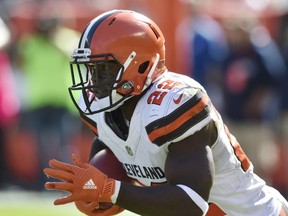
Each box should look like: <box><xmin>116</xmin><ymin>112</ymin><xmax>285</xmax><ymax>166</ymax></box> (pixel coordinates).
<box><xmin>89</xmin><ymin>148</ymin><xmax>133</xmax><ymax>183</ymax></box>
<box><xmin>89</xmin><ymin>148</ymin><xmax>134</xmax><ymax>210</ymax></box>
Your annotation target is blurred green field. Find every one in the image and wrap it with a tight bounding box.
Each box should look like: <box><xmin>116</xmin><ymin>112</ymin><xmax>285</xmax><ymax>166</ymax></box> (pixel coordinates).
<box><xmin>0</xmin><ymin>190</ymin><xmax>139</xmax><ymax>216</ymax></box>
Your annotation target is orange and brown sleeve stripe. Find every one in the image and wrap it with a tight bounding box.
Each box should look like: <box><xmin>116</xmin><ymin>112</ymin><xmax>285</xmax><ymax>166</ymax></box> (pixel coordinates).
<box><xmin>80</xmin><ymin>113</ymin><xmax>98</xmax><ymax>136</ymax></box>
<box><xmin>146</xmin><ymin>90</ymin><xmax>211</xmax><ymax>146</ymax></box>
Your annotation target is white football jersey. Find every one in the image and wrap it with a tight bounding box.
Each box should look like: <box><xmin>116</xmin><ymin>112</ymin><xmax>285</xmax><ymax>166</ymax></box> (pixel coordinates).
<box><xmin>79</xmin><ymin>71</ymin><xmax>286</xmax><ymax>216</ymax></box>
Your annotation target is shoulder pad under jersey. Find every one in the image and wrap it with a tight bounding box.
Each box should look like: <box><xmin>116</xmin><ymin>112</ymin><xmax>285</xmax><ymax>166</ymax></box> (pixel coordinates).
<box><xmin>142</xmin><ymin>72</ymin><xmax>212</xmax><ymax>146</ymax></box>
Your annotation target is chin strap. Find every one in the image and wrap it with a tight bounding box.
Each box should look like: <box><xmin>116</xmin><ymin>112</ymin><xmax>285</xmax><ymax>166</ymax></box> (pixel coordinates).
<box><xmin>122</xmin><ymin>51</ymin><xmax>137</xmax><ymax>74</ymax></box>
<box><xmin>143</xmin><ymin>53</ymin><xmax>160</xmax><ymax>90</ymax></box>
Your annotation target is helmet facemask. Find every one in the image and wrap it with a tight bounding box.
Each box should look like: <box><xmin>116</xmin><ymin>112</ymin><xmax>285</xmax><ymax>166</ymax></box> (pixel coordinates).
<box><xmin>68</xmin><ymin>10</ymin><xmax>166</xmax><ymax>115</ymax></box>
<box><xmin>69</xmin><ymin>48</ymin><xmax>134</xmax><ymax>115</ymax></box>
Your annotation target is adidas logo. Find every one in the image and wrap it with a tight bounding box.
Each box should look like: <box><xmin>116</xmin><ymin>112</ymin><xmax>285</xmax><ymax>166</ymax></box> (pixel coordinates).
<box><xmin>83</xmin><ymin>179</ymin><xmax>97</xmax><ymax>189</ymax></box>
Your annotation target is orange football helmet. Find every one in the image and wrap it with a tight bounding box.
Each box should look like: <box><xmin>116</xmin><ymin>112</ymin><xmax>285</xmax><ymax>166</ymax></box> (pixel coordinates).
<box><xmin>69</xmin><ymin>10</ymin><xmax>166</xmax><ymax>115</ymax></box>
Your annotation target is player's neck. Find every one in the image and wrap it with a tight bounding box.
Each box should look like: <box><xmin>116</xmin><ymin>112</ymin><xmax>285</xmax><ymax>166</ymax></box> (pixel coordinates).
<box><xmin>120</xmin><ymin>95</ymin><xmax>141</xmax><ymax>122</ymax></box>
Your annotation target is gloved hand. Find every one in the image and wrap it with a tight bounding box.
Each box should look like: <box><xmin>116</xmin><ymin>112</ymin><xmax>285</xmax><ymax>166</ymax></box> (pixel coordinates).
<box><xmin>44</xmin><ymin>154</ymin><xmax>117</xmax><ymax>205</ymax></box>
<box><xmin>75</xmin><ymin>200</ymin><xmax>124</xmax><ymax>216</ymax></box>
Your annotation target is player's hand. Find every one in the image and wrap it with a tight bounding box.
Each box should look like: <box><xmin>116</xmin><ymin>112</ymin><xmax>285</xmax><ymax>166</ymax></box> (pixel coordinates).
<box><xmin>44</xmin><ymin>154</ymin><xmax>116</xmax><ymax>205</ymax></box>
<box><xmin>75</xmin><ymin>200</ymin><xmax>124</xmax><ymax>216</ymax></box>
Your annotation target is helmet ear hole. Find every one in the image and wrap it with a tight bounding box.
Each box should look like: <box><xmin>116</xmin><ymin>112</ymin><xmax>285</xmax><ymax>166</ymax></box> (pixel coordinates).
<box><xmin>138</xmin><ymin>61</ymin><xmax>150</xmax><ymax>74</ymax></box>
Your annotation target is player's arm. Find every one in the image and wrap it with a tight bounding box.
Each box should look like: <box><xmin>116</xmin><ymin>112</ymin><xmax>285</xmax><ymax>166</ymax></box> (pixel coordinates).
<box><xmin>44</xmin><ymin>121</ymin><xmax>216</xmax><ymax>215</ymax></box>
<box><xmin>88</xmin><ymin>137</ymin><xmax>107</xmax><ymax>161</ymax></box>
<box><xmin>79</xmin><ymin>114</ymin><xmax>107</xmax><ymax>161</ymax></box>
<box><xmin>115</xmin><ymin>120</ymin><xmax>217</xmax><ymax>216</ymax></box>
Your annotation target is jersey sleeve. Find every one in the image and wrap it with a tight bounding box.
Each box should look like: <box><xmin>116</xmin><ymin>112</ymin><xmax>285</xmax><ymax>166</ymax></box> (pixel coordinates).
<box><xmin>145</xmin><ymin>87</ymin><xmax>212</xmax><ymax>146</ymax></box>
<box><xmin>80</xmin><ymin>112</ymin><xmax>99</xmax><ymax>136</ymax></box>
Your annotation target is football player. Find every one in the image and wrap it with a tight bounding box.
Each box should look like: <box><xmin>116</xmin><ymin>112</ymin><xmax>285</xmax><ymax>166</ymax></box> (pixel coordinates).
<box><xmin>44</xmin><ymin>10</ymin><xmax>288</xmax><ymax>216</ymax></box>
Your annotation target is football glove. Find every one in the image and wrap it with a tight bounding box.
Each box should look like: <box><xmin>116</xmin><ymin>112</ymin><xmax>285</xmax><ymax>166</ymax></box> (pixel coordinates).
<box><xmin>75</xmin><ymin>200</ymin><xmax>124</xmax><ymax>216</ymax></box>
<box><xmin>44</xmin><ymin>154</ymin><xmax>116</xmax><ymax>205</ymax></box>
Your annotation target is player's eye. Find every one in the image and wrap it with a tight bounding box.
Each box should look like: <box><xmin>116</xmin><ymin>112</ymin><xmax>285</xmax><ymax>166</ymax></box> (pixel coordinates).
<box><xmin>88</xmin><ymin>60</ymin><xmax>120</xmax><ymax>84</ymax></box>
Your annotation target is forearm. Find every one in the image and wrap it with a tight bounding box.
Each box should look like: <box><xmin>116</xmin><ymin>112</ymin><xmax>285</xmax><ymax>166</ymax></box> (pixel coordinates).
<box><xmin>88</xmin><ymin>137</ymin><xmax>107</xmax><ymax>161</ymax></box>
<box><xmin>116</xmin><ymin>182</ymin><xmax>204</xmax><ymax>216</ymax></box>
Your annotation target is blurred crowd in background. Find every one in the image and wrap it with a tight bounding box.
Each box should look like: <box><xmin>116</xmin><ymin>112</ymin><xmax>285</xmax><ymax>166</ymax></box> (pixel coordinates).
<box><xmin>0</xmin><ymin>0</ymin><xmax>287</xmax><ymax>199</ymax></box>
